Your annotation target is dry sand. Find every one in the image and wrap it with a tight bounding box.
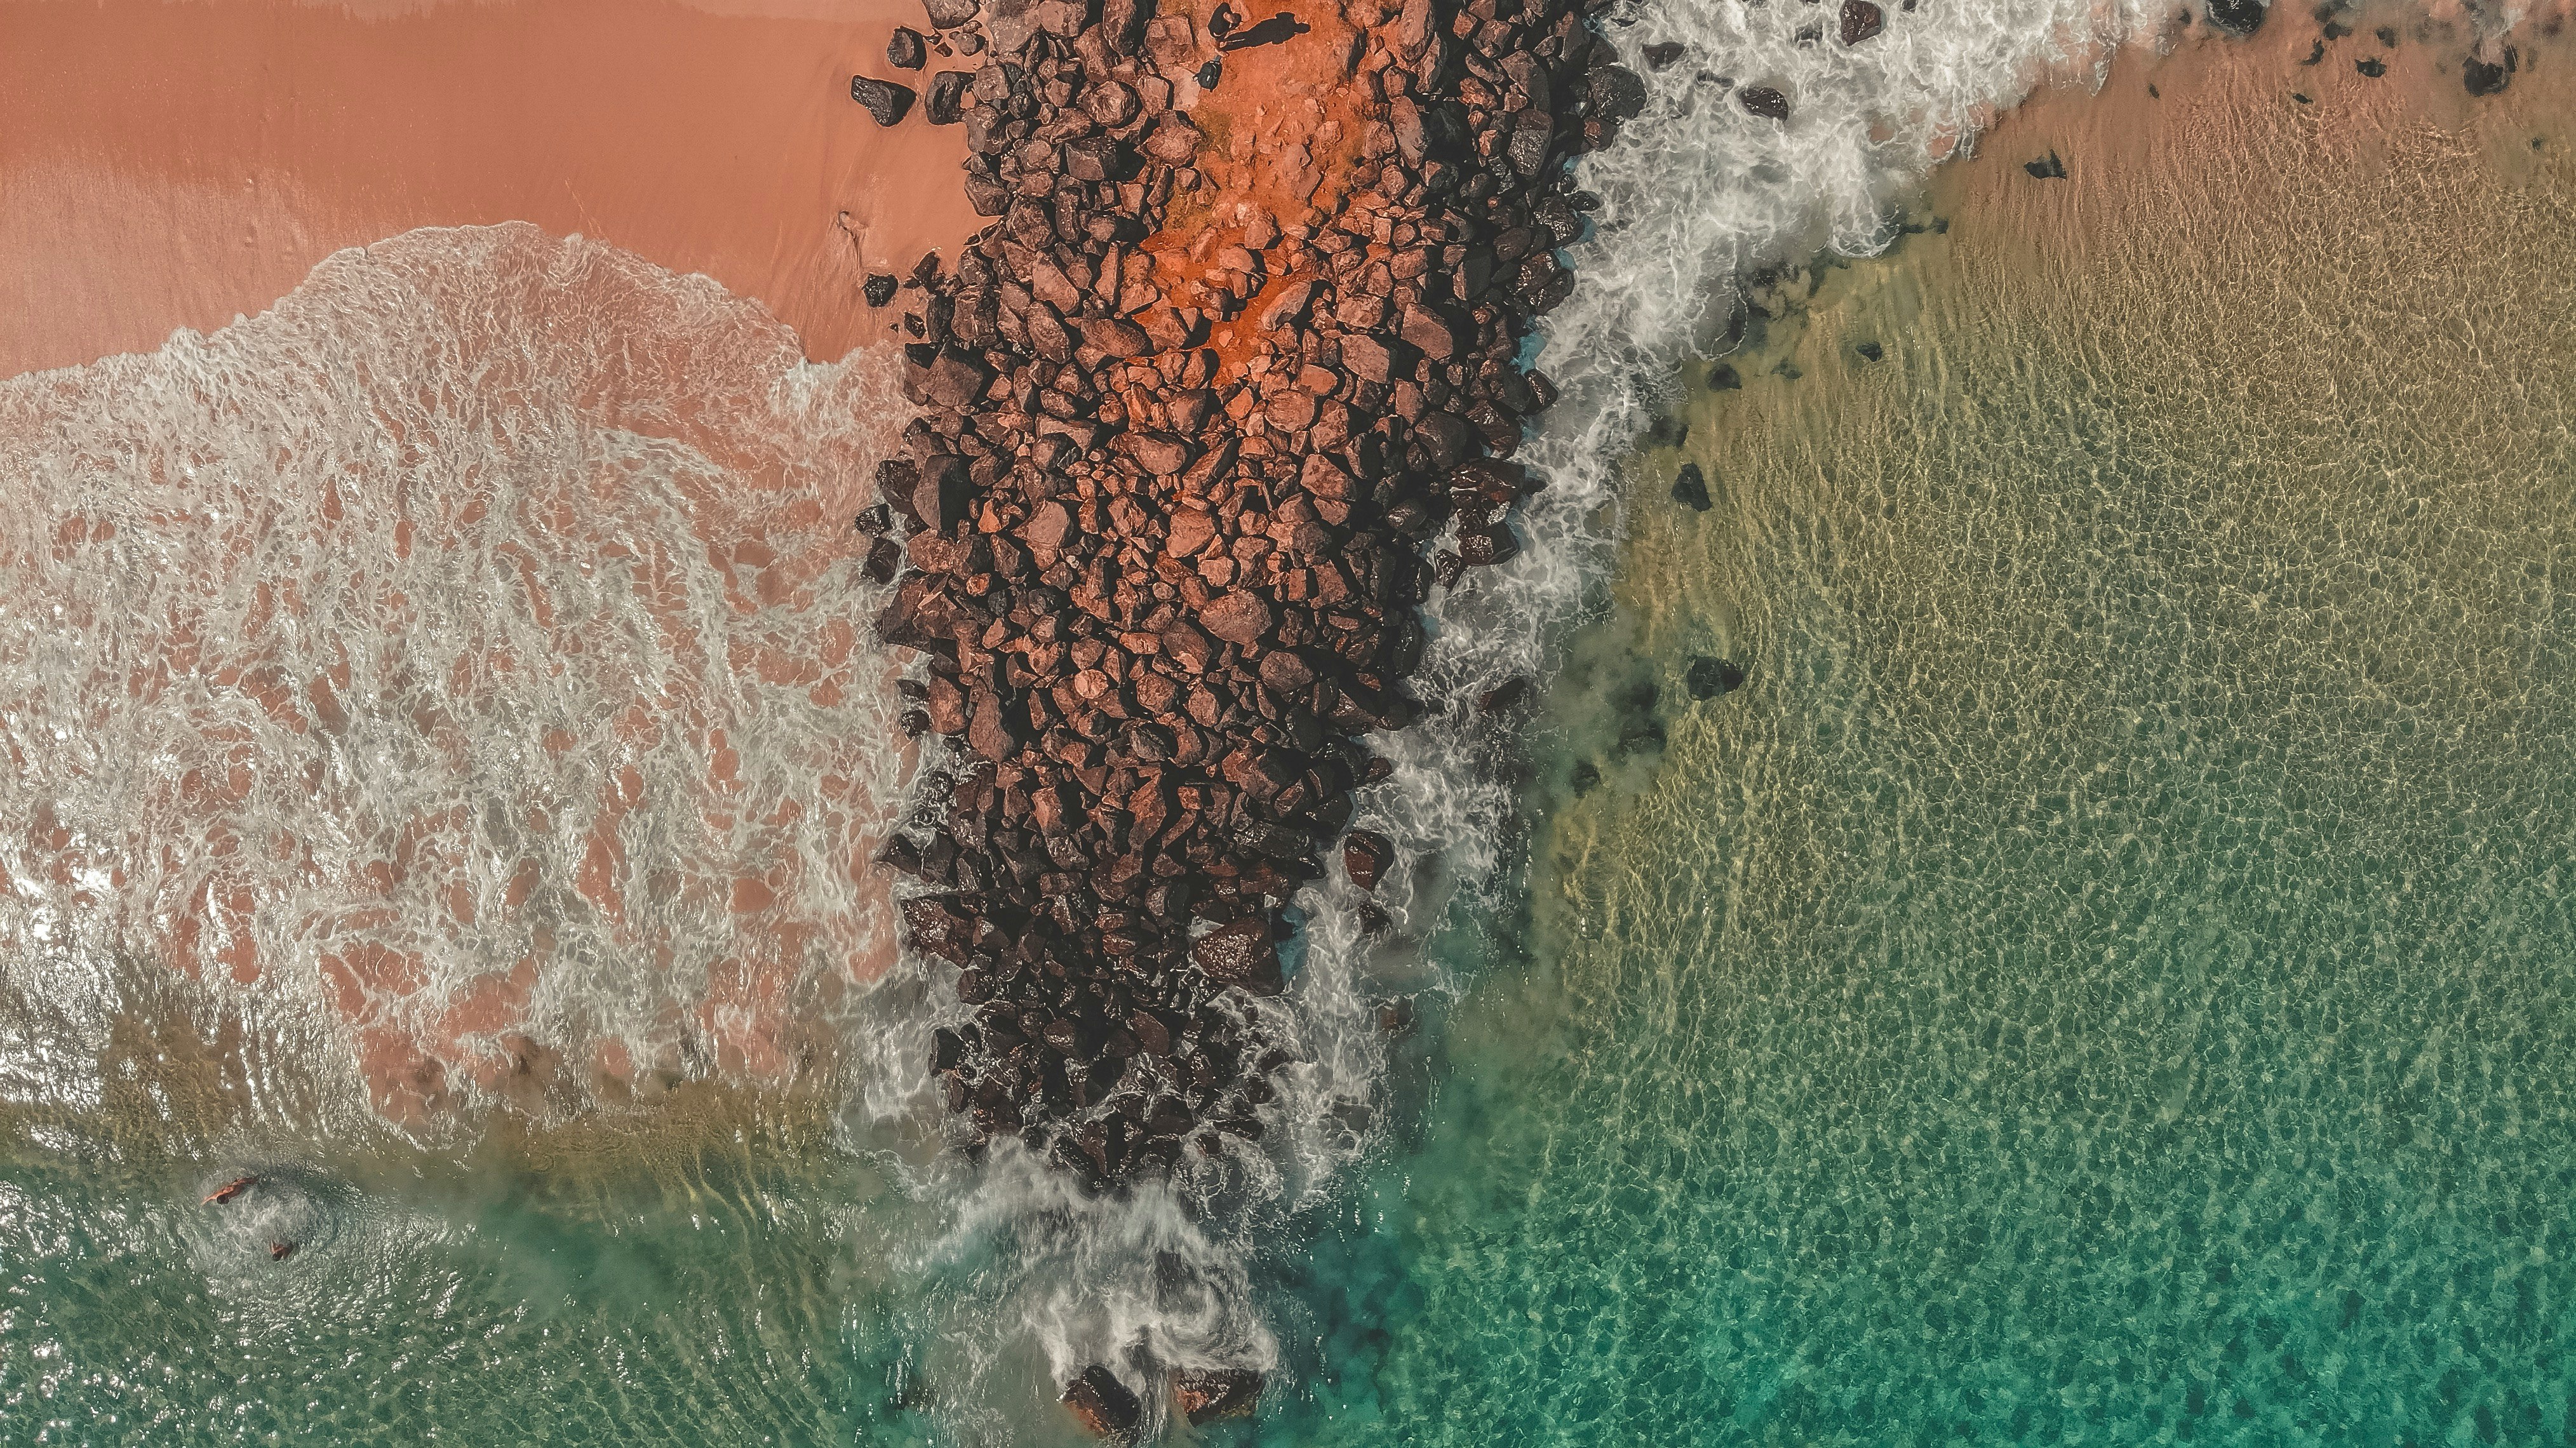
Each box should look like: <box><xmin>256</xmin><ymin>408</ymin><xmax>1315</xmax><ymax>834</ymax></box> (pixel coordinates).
<box><xmin>1</xmin><ymin>0</ymin><xmax>981</xmax><ymax>379</ymax></box>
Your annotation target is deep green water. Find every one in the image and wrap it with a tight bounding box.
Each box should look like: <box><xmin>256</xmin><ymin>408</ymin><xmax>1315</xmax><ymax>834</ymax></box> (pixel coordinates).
<box><xmin>12</xmin><ymin>41</ymin><xmax>2576</xmax><ymax>1448</ymax></box>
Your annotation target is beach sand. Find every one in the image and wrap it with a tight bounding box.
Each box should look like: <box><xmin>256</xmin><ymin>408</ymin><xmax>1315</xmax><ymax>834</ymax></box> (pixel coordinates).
<box><xmin>0</xmin><ymin>0</ymin><xmax>980</xmax><ymax>379</ymax></box>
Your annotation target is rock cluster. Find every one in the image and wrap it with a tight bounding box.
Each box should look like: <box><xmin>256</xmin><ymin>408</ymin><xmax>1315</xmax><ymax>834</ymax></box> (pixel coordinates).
<box><xmin>868</xmin><ymin>0</ymin><xmax>1642</xmax><ymax>1193</ymax></box>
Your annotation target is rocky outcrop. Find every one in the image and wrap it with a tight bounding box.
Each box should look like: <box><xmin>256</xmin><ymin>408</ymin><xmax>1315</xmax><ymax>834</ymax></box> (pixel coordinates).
<box><xmin>871</xmin><ymin>0</ymin><xmax>1640</xmax><ymax>1189</ymax></box>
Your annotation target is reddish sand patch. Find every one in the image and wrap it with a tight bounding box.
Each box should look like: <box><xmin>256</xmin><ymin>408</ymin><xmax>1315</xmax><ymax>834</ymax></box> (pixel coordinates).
<box><xmin>0</xmin><ymin>0</ymin><xmax>980</xmax><ymax>379</ymax></box>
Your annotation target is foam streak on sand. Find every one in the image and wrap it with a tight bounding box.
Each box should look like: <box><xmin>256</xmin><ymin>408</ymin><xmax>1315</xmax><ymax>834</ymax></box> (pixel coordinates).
<box><xmin>0</xmin><ymin>225</ymin><xmax>915</xmax><ymax>1129</ymax></box>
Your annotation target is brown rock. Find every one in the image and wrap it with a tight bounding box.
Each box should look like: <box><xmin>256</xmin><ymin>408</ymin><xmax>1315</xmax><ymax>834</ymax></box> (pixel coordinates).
<box><xmin>1167</xmin><ymin>507</ymin><xmax>1219</xmax><ymax>558</ymax></box>
<box><xmin>887</xmin><ymin>27</ymin><xmax>926</xmax><ymax>68</ymax></box>
<box><xmin>1342</xmin><ymin>828</ymin><xmax>1393</xmax><ymax>891</ymax></box>
<box><xmin>1265</xmin><ymin>391</ymin><xmax>1318</xmax><ymax>430</ymax></box>
<box><xmin>926</xmin><ymin>69</ymin><xmax>972</xmax><ymax>124</ymax></box>
<box><xmin>1257</xmin><ymin>279</ymin><xmax>1317</xmax><ymax>331</ymax></box>
<box><xmin>1127</xmin><ymin>432</ymin><xmax>1195</xmax><ymax>474</ymax></box>
<box><xmin>1081</xmin><ymin>316</ymin><xmax>1153</xmax><ymax>356</ymax></box>
<box><xmin>1340</xmin><ymin>333</ymin><xmax>1399</xmax><ymax>383</ymax></box>
<box><xmin>1175</xmin><ymin>1368</ymin><xmax>1265</xmax><ymax>1424</ymax></box>
<box><xmin>1026</xmin><ymin>501</ymin><xmax>1077</xmax><ymax>560</ymax></box>
<box><xmin>1397</xmin><ymin>305</ymin><xmax>1461</xmax><ymax>361</ymax></box>
<box><xmin>1200</xmin><ymin>591</ymin><xmax>1274</xmax><ymax>646</ymax></box>
<box><xmin>925</xmin><ymin>676</ymin><xmax>969</xmax><ymax>734</ymax></box>
<box><xmin>969</xmin><ymin>690</ymin><xmax>1023</xmax><ymax>760</ymax></box>
<box><xmin>1839</xmin><ymin>0</ymin><xmax>1885</xmax><ymax>43</ymax></box>
<box><xmin>1143</xmin><ymin>114</ymin><xmax>1202</xmax><ymax>163</ymax></box>
<box><xmin>1192</xmin><ymin>915</ymin><xmax>1283</xmax><ymax>993</ymax></box>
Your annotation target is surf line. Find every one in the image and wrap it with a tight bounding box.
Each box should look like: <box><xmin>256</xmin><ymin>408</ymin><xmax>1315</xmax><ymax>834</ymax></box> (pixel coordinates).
<box><xmin>848</xmin><ymin>0</ymin><xmax>1660</xmax><ymax>1429</ymax></box>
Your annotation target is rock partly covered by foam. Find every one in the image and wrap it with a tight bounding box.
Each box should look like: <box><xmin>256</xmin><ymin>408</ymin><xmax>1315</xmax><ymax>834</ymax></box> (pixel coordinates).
<box><xmin>871</xmin><ymin>0</ymin><xmax>1640</xmax><ymax>1189</ymax></box>
<box><xmin>1061</xmin><ymin>1365</ymin><xmax>1142</xmax><ymax>1438</ymax></box>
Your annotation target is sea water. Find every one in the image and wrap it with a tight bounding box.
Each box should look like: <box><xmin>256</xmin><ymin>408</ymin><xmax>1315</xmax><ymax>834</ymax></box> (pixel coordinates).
<box><xmin>9</xmin><ymin>3</ymin><xmax>2576</xmax><ymax>1444</ymax></box>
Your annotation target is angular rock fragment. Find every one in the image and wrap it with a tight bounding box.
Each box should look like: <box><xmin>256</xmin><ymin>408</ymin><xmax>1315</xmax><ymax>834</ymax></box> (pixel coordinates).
<box><xmin>1738</xmin><ymin>85</ymin><xmax>1791</xmax><ymax>120</ymax></box>
<box><xmin>888</xmin><ymin>26</ymin><xmax>927</xmax><ymax>69</ymax></box>
<box><xmin>850</xmin><ymin>76</ymin><xmax>916</xmax><ymax>126</ymax></box>
<box><xmin>1062</xmin><ymin>1366</ymin><xmax>1141</xmax><ymax>1438</ymax></box>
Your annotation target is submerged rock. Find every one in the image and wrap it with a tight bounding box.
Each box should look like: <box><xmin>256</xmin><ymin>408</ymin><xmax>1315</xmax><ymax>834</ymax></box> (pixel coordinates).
<box><xmin>1174</xmin><ymin>1367</ymin><xmax>1264</xmax><ymax>1423</ymax></box>
<box><xmin>2203</xmin><ymin>0</ymin><xmax>2265</xmax><ymax>35</ymax></box>
<box><xmin>1686</xmin><ymin>655</ymin><xmax>1747</xmax><ymax>701</ymax></box>
<box><xmin>1671</xmin><ymin>462</ymin><xmax>1712</xmax><ymax>511</ymax></box>
<box><xmin>2464</xmin><ymin>53</ymin><xmax>2512</xmax><ymax>96</ymax></box>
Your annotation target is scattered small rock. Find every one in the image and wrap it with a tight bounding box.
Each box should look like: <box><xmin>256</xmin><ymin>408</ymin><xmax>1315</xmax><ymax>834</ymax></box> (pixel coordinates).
<box><xmin>1685</xmin><ymin>655</ymin><xmax>1747</xmax><ymax>701</ymax></box>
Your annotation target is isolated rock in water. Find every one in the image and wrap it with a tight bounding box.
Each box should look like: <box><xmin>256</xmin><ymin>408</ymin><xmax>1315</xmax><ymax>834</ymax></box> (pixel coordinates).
<box><xmin>1839</xmin><ymin>0</ymin><xmax>1884</xmax><ymax>44</ymax></box>
<box><xmin>864</xmin><ymin>273</ymin><xmax>899</xmax><ymax>307</ymax></box>
<box><xmin>926</xmin><ymin>70</ymin><xmax>972</xmax><ymax>124</ymax></box>
<box><xmin>1343</xmin><ymin>828</ymin><xmax>1393</xmax><ymax>892</ymax></box>
<box><xmin>1708</xmin><ymin>362</ymin><xmax>1741</xmax><ymax>391</ymax></box>
<box><xmin>1174</xmin><ymin>1367</ymin><xmax>1265</xmax><ymax>1424</ymax></box>
<box><xmin>1671</xmin><ymin>462</ymin><xmax>1712</xmax><ymax>511</ymax></box>
<box><xmin>1062</xmin><ymin>1366</ymin><xmax>1141</xmax><ymax>1438</ymax></box>
<box><xmin>2203</xmin><ymin>0</ymin><xmax>2265</xmax><ymax>35</ymax></box>
<box><xmin>1738</xmin><ymin>86</ymin><xmax>1792</xmax><ymax>120</ymax></box>
<box><xmin>2463</xmin><ymin>53</ymin><xmax>2511</xmax><ymax>95</ymax></box>
<box><xmin>1686</xmin><ymin>655</ymin><xmax>1747</xmax><ymax>701</ymax></box>
<box><xmin>1642</xmin><ymin>41</ymin><xmax>1686</xmax><ymax>69</ymax></box>
<box><xmin>1478</xmin><ymin>676</ymin><xmax>1531</xmax><ymax>714</ymax></box>
<box><xmin>887</xmin><ymin>25</ymin><xmax>926</xmax><ymax>68</ymax></box>
<box><xmin>922</xmin><ymin>0</ymin><xmax>980</xmax><ymax>28</ymax></box>
<box><xmin>850</xmin><ymin>76</ymin><xmax>916</xmax><ymax>125</ymax></box>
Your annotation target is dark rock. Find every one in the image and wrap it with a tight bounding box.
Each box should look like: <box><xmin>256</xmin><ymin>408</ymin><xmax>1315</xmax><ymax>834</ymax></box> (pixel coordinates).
<box><xmin>1708</xmin><ymin>362</ymin><xmax>1741</xmax><ymax>390</ymax></box>
<box><xmin>1587</xmin><ymin>65</ymin><xmax>1648</xmax><ymax>121</ymax></box>
<box><xmin>850</xmin><ymin>76</ymin><xmax>917</xmax><ymax>126</ymax></box>
<box><xmin>1670</xmin><ymin>462</ymin><xmax>1711</xmax><ymax>511</ymax></box>
<box><xmin>1840</xmin><ymin>0</ymin><xmax>1885</xmax><ymax>44</ymax></box>
<box><xmin>1342</xmin><ymin>828</ymin><xmax>1393</xmax><ymax>891</ymax></box>
<box><xmin>1856</xmin><ymin>340</ymin><xmax>1883</xmax><ymax>361</ymax></box>
<box><xmin>1061</xmin><ymin>1366</ymin><xmax>1142</xmax><ymax>1438</ymax></box>
<box><xmin>1738</xmin><ymin>86</ymin><xmax>1791</xmax><ymax>120</ymax></box>
<box><xmin>922</xmin><ymin>0</ymin><xmax>979</xmax><ymax>27</ymax></box>
<box><xmin>2203</xmin><ymin>0</ymin><xmax>2264</xmax><ymax>34</ymax></box>
<box><xmin>889</xmin><ymin>26</ymin><xmax>927</xmax><ymax>69</ymax></box>
<box><xmin>2023</xmin><ymin>151</ymin><xmax>2066</xmax><ymax>180</ymax></box>
<box><xmin>1175</xmin><ymin>1368</ymin><xmax>1264</xmax><ymax>1424</ymax></box>
<box><xmin>865</xmin><ymin>273</ymin><xmax>899</xmax><ymax>307</ymax></box>
<box><xmin>2464</xmin><ymin>55</ymin><xmax>2510</xmax><ymax>95</ymax></box>
<box><xmin>2355</xmin><ymin>56</ymin><xmax>2384</xmax><ymax>77</ymax></box>
<box><xmin>1376</xmin><ymin>995</ymin><xmax>1416</xmax><ymax>1033</ymax></box>
<box><xmin>1477</xmin><ymin>677</ymin><xmax>1530</xmax><ymax>714</ymax></box>
<box><xmin>1642</xmin><ymin>41</ymin><xmax>1686</xmax><ymax>68</ymax></box>
<box><xmin>1685</xmin><ymin>655</ymin><xmax>1747</xmax><ymax>701</ymax></box>
<box><xmin>927</xmin><ymin>70</ymin><xmax>972</xmax><ymax>123</ymax></box>
<box><xmin>1198</xmin><ymin>57</ymin><xmax>1224</xmax><ymax>88</ymax></box>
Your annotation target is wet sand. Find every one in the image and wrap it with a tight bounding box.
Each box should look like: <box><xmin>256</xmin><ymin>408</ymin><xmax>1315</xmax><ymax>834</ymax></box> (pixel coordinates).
<box><xmin>0</xmin><ymin>0</ymin><xmax>981</xmax><ymax>379</ymax></box>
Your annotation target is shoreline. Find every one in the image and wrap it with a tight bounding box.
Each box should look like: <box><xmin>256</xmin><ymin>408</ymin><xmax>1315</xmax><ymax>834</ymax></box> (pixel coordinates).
<box><xmin>0</xmin><ymin>0</ymin><xmax>981</xmax><ymax>379</ymax></box>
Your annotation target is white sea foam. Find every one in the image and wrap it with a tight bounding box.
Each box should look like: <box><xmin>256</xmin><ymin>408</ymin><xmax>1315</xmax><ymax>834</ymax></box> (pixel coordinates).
<box><xmin>0</xmin><ymin>222</ymin><xmax>912</xmax><ymax>1130</ymax></box>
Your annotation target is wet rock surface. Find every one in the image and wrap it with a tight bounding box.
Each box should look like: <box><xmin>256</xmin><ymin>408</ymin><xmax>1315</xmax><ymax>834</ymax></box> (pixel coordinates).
<box><xmin>873</xmin><ymin>0</ymin><xmax>1636</xmax><ymax>1202</ymax></box>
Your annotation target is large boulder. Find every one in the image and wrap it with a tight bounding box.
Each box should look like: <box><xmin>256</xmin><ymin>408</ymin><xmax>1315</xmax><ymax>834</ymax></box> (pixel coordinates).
<box><xmin>849</xmin><ymin>76</ymin><xmax>916</xmax><ymax>126</ymax></box>
<box><xmin>1174</xmin><ymin>1367</ymin><xmax>1264</xmax><ymax>1424</ymax></box>
<box><xmin>1061</xmin><ymin>1366</ymin><xmax>1141</xmax><ymax>1438</ymax></box>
